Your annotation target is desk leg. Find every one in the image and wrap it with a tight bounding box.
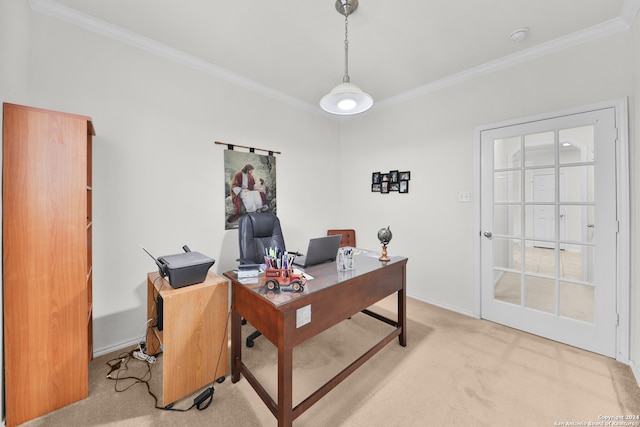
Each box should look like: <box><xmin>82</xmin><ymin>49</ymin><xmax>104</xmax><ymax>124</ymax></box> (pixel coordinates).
<box><xmin>399</xmin><ymin>263</ymin><xmax>407</xmax><ymax>347</ymax></box>
<box><xmin>398</xmin><ymin>288</ymin><xmax>407</xmax><ymax>347</ymax></box>
<box><xmin>231</xmin><ymin>309</ymin><xmax>242</xmax><ymax>383</ymax></box>
<box><xmin>277</xmin><ymin>312</ymin><xmax>294</xmax><ymax>427</ymax></box>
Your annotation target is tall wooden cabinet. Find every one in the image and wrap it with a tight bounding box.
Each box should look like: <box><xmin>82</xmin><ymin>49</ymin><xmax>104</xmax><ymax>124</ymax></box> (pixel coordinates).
<box><xmin>2</xmin><ymin>103</ymin><xmax>94</xmax><ymax>427</ymax></box>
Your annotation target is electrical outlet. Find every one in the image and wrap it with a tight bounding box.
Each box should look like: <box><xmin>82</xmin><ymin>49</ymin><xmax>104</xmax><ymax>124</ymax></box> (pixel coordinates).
<box><xmin>458</xmin><ymin>191</ymin><xmax>471</xmax><ymax>202</ymax></box>
<box><xmin>296</xmin><ymin>304</ymin><xmax>311</xmax><ymax>328</ymax></box>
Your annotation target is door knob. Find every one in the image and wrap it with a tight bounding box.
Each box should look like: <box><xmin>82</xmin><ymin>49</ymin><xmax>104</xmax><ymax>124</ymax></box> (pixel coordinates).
<box><xmin>483</xmin><ymin>231</ymin><xmax>492</xmax><ymax>238</ymax></box>
<box><xmin>587</xmin><ymin>224</ymin><xmax>595</xmax><ymax>228</ymax></box>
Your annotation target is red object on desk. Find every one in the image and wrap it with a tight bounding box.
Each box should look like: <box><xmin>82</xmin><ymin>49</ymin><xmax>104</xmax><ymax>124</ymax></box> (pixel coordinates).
<box><xmin>264</xmin><ymin>268</ymin><xmax>306</xmax><ymax>292</ymax></box>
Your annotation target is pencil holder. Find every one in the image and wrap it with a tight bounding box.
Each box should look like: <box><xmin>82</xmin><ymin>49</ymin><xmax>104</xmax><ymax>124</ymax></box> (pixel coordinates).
<box><xmin>337</xmin><ymin>248</ymin><xmax>354</xmax><ymax>271</ymax></box>
<box><xmin>337</xmin><ymin>248</ymin><xmax>347</xmax><ymax>271</ymax></box>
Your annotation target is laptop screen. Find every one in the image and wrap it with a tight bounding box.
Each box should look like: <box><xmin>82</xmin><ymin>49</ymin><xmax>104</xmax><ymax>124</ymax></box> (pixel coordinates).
<box><xmin>293</xmin><ymin>234</ymin><xmax>342</xmax><ymax>267</ymax></box>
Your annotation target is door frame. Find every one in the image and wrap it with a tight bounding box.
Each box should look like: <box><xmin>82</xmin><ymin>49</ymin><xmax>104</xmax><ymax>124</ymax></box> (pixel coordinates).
<box><xmin>472</xmin><ymin>98</ymin><xmax>630</xmax><ymax>363</ymax></box>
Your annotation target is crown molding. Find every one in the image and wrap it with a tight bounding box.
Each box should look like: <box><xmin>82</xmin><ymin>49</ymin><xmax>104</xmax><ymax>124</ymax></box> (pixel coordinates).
<box><xmin>30</xmin><ymin>0</ymin><xmax>639</xmax><ymax>116</ymax></box>
<box><xmin>374</xmin><ymin>16</ymin><xmax>633</xmax><ymax>111</ymax></box>
<box><xmin>28</xmin><ymin>0</ymin><xmax>322</xmax><ymax>116</ymax></box>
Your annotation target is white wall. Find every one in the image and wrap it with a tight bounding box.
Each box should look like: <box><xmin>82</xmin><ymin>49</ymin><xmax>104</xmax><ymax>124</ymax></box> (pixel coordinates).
<box><xmin>1</xmin><ymin>2</ymin><xmax>638</xmax><ymax>383</ymax></box>
<box><xmin>631</xmin><ymin>14</ymin><xmax>640</xmax><ymax>381</ymax></box>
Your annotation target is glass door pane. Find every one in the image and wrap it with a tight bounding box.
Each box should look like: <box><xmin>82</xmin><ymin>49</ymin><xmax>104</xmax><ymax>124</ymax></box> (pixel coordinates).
<box><xmin>491</xmin><ymin>124</ymin><xmax>598</xmax><ymax>321</ymax></box>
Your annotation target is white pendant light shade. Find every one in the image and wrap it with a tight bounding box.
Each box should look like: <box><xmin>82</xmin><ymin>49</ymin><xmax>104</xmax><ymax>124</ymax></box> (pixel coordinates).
<box><xmin>320</xmin><ymin>0</ymin><xmax>373</xmax><ymax>116</ymax></box>
<box><xmin>320</xmin><ymin>82</ymin><xmax>373</xmax><ymax>115</ymax></box>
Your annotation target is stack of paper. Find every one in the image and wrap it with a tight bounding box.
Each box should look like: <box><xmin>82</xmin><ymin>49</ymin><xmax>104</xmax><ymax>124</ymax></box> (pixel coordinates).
<box><xmin>238</xmin><ymin>263</ymin><xmax>260</xmax><ymax>278</ymax></box>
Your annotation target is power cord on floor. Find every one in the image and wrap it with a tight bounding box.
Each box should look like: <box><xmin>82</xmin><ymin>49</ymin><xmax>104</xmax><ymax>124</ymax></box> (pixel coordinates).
<box><xmin>134</xmin><ymin>318</ymin><xmax>157</xmax><ymax>363</ymax></box>
<box><xmin>133</xmin><ymin>350</ymin><xmax>156</xmax><ymax>363</ymax></box>
<box><xmin>105</xmin><ymin>309</ymin><xmax>231</xmax><ymax>413</ymax></box>
<box><xmin>106</xmin><ymin>349</ymin><xmax>194</xmax><ymax>411</ymax></box>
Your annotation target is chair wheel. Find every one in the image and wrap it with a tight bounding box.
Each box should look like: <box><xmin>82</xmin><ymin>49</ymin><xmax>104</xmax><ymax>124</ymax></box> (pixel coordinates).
<box><xmin>246</xmin><ymin>338</ymin><xmax>254</xmax><ymax>347</ymax></box>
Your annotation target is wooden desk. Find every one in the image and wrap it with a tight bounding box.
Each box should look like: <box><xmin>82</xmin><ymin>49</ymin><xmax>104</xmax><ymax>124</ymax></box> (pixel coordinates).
<box><xmin>224</xmin><ymin>251</ymin><xmax>407</xmax><ymax>427</ymax></box>
<box><xmin>146</xmin><ymin>271</ymin><xmax>229</xmax><ymax>406</ymax></box>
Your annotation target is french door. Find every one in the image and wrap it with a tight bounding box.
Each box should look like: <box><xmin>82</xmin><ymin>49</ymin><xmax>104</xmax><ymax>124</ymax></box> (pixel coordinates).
<box><xmin>480</xmin><ymin>106</ymin><xmax>619</xmax><ymax>357</ymax></box>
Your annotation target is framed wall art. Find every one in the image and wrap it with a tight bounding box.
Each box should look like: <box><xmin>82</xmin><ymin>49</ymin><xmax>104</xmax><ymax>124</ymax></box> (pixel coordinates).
<box><xmin>372</xmin><ymin>169</ymin><xmax>410</xmax><ymax>194</ymax></box>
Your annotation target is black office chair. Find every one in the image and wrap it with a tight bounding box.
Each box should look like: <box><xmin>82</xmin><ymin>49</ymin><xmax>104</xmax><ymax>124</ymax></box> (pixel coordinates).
<box><xmin>238</xmin><ymin>212</ymin><xmax>286</xmax><ymax>347</ymax></box>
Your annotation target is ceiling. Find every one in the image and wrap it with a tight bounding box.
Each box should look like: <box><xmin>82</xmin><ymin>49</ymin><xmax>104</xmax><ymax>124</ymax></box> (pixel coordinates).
<box><xmin>35</xmin><ymin>0</ymin><xmax>639</xmax><ymax>113</ymax></box>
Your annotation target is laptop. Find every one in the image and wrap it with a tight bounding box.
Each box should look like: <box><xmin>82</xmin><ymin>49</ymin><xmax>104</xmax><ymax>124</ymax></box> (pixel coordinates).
<box><xmin>293</xmin><ymin>234</ymin><xmax>342</xmax><ymax>267</ymax></box>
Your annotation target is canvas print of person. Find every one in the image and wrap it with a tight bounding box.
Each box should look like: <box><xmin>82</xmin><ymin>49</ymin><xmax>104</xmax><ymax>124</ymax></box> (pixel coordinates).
<box><xmin>224</xmin><ymin>150</ymin><xmax>277</xmax><ymax>229</ymax></box>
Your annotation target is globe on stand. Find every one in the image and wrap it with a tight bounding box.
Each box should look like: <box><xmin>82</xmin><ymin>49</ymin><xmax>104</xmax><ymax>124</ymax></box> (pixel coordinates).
<box><xmin>377</xmin><ymin>226</ymin><xmax>392</xmax><ymax>262</ymax></box>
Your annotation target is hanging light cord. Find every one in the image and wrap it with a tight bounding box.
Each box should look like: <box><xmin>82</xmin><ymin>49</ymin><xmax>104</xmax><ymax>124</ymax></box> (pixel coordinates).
<box><xmin>342</xmin><ymin>3</ymin><xmax>351</xmax><ymax>83</ymax></box>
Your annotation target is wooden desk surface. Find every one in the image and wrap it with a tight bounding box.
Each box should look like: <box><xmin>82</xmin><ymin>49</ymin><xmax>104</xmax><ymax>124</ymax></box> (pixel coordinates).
<box><xmin>225</xmin><ymin>249</ymin><xmax>407</xmax><ymax>307</ymax></box>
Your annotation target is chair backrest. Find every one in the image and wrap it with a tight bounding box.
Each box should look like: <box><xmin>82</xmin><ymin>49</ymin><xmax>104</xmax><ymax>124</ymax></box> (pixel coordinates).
<box><xmin>327</xmin><ymin>229</ymin><xmax>356</xmax><ymax>248</ymax></box>
<box><xmin>239</xmin><ymin>213</ymin><xmax>286</xmax><ymax>264</ymax></box>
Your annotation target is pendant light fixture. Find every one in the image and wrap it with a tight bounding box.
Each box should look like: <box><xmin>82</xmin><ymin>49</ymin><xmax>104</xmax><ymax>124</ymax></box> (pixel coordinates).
<box><xmin>320</xmin><ymin>0</ymin><xmax>373</xmax><ymax>115</ymax></box>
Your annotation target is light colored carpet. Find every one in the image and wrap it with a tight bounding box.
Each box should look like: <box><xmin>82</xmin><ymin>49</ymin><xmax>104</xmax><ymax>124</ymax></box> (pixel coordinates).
<box><xmin>19</xmin><ymin>296</ymin><xmax>640</xmax><ymax>427</ymax></box>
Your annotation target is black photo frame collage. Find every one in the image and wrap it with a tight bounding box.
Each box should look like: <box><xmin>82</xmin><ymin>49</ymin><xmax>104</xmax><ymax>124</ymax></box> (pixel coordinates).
<box><xmin>371</xmin><ymin>170</ymin><xmax>410</xmax><ymax>194</ymax></box>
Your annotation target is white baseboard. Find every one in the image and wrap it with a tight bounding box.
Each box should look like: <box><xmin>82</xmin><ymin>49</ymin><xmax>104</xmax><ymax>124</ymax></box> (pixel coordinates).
<box><xmin>408</xmin><ymin>294</ymin><xmax>477</xmax><ymax>319</ymax></box>
<box><xmin>93</xmin><ymin>338</ymin><xmax>140</xmax><ymax>358</ymax></box>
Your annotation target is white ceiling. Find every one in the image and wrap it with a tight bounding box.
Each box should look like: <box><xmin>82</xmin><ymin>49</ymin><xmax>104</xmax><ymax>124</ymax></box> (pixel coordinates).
<box><xmin>34</xmin><ymin>0</ymin><xmax>640</xmax><ymax>113</ymax></box>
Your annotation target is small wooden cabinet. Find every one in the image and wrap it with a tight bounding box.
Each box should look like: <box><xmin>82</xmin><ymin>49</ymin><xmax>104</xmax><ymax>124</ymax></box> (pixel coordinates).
<box><xmin>2</xmin><ymin>103</ymin><xmax>94</xmax><ymax>427</ymax></box>
<box><xmin>146</xmin><ymin>271</ymin><xmax>229</xmax><ymax>406</ymax></box>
